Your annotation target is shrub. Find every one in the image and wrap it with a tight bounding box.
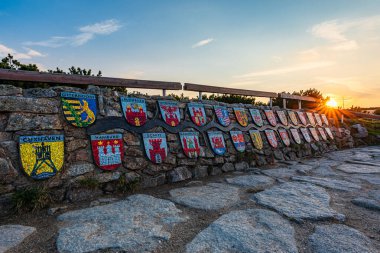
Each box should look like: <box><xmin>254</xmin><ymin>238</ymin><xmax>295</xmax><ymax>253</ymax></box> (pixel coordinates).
<box><xmin>12</xmin><ymin>186</ymin><xmax>51</xmax><ymax>212</ymax></box>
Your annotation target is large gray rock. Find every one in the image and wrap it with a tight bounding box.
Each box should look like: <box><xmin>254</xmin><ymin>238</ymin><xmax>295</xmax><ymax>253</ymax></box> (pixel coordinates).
<box><xmin>168</xmin><ymin>166</ymin><xmax>192</xmax><ymax>183</ymax></box>
<box><xmin>226</xmin><ymin>175</ymin><xmax>274</xmax><ymax>190</ymax></box>
<box><xmin>261</xmin><ymin>167</ymin><xmax>296</xmax><ymax>179</ymax></box>
<box><xmin>312</xmin><ymin>165</ymin><xmax>339</xmax><ymax>177</ymax></box>
<box><xmin>0</xmin><ymin>225</ymin><xmax>36</xmax><ymax>253</ymax></box>
<box><xmin>0</xmin><ymin>85</ymin><xmax>22</xmax><ymax>96</ymax></box>
<box><xmin>0</xmin><ymin>96</ymin><xmax>59</xmax><ymax>113</ymax></box>
<box><xmin>291</xmin><ymin>164</ymin><xmax>313</xmax><ymax>174</ymax></box>
<box><xmin>352</xmin><ymin>174</ymin><xmax>380</xmax><ymax>185</ymax></box>
<box><xmin>308</xmin><ymin>224</ymin><xmax>376</xmax><ymax>253</ymax></box>
<box><xmin>169</xmin><ymin>183</ymin><xmax>240</xmax><ymax>210</ymax></box>
<box><xmin>0</xmin><ymin>157</ymin><xmax>18</xmax><ymax>184</ymax></box>
<box><xmin>6</xmin><ymin>113</ymin><xmax>62</xmax><ymax>131</ymax></box>
<box><xmin>56</xmin><ymin>194</ymin><xmax>188</xmax><ymax>253</ymax></box>
<box><xmin>252</xmin><ymin>182</ymin><xmax>344</xmax><ymax>221</ymax></box>
<box><xmin>186</xmin><ymin>209</ymin><xmax>298</xmax><ymax>253</ymax></box>
<box><xmin>292</xmin><ymin>176</ymin><xmax>361</xmax><ymax>191</ymax></box>
<box><xmin>352</xmin><ymin>190</ymin><xmax>380</xmax><ymax>211</ymax></box>
<box><xmin>64</xmin><ymin>162</ymin><xmax>95</xmax><ymax>178</ymax></box>
<box><xmin>337</xmin><ymin>164</ymin><xmax>380</xmax><ymax>174</ymax></box>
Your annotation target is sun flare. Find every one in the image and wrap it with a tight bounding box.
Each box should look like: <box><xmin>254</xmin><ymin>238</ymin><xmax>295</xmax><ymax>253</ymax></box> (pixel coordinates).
<box><xmin>326</xmin><ymin>99</ymin><xmax>338</xmax><ymax>108</ymax></box>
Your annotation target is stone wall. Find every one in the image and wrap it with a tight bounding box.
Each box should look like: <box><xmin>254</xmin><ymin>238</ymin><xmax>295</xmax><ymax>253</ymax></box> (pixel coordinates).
<box><xmin>0</xmin><ymin>84</ymin><xmax>353</xmax><ymax>209</ymax></box>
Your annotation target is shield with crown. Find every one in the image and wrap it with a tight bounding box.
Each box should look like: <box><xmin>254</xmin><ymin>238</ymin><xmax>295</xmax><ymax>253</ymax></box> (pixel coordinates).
<box><xmin>120</xmin><ymin>97</ymin><xmax>147</xmax><ymax>126</ymax></box>
<box><xmin>143</xmin><ymin>133</ymin><xmax>168</xmax><ymax>164</ymax></box>
<box><xmin>91</xmin><ymin>134</ymin><xmax>124</xmax><ymax>170</ymax></box>
<box><xmin>188</xmin><ymin>103</ymin><xmax>207</xmax><ymax>126</ymax></box>
<box><xmin>265</xmin><ymin>129</ymin><xmax>278</xmax><ymax>148</ymax></box>
<box><xmin>207</xmin><ymin>131</ymin><xmax>226</xmax><ymax>155</ymax></box>
<box><xmin>264</xmin><ymin>110</ymin><xmax>277</xmax><ymax>126</ymax></box>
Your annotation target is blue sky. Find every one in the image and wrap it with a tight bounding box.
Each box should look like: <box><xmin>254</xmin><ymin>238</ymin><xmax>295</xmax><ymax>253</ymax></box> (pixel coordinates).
<box><xmin>1</xmin><ymin>0</ymin><xmax>380</xmax><ymax>106</ymax></box>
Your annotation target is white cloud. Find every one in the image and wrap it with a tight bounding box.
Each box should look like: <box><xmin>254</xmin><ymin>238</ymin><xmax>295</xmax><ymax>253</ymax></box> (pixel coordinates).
<box><xmin>0</xmin><ymin>44</ymin><xmax>45</xmax><ymax>59</ymax></box>
<box><xmin>192</xmin><ymin>38</ymin><xmax>214</xmax><ymax>48</ymax></box>
<box><xmin>236</xmin><ymin>61</ymin><xmax>335</xmax><ymax>78</ymax></box>
<box><xmin>24</xmin><ymin>19</ymin><xmax>122</xmax><ymax>48</ymax></box>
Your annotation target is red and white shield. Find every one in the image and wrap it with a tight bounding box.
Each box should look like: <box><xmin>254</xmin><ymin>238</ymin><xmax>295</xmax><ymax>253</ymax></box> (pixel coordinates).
<box><xmin>318</xmin><ymin>128</ymin><xmax>327</xmax><ymax>141</ymax></box>
<box><xmin>265</xmin><ymin>129</ymin><xmax>278</xmax><ymax>148</ymax></box>
<box><xmin>314</xmin><ymin>113</ymin><xmax>322</xmax><ymax>126</ymax></box>
<box><xmin>325</xmin><ymin>127</ymin><xmax>334</xmax><ymax>140</ymax></box>
<box><xmin>297</xmin><ymin>111</ymin><xmax>307</xmax><ymax>125</ymax></box>
<box><xmin>290</xmin><ymin>128</ymin><xmax>301</xmax><ymax>144</ymax></box>
<box><xmin>321</xmin><ymin>114</ymin><xmax>329</xmax><ymax>125</ymax></box>
<box><xmin>288</xmin><ymin>111</ymin><xmax>298</xmax><ymax>125</ymax></box>
<box><xmin>309</xmin><ymin>127</ymin><xmax>320</xmax><ymax>141</ymax></box>
<box><xmin>264</xmin><ymin>110</ymin><xmax>277</xmax><ymax>126</ymax></box>
<box><xmin>179</xmin><ymin>132</ymin><xmax>201</xmax><ymax>158</ymax></box>
<box><xmin>278</xmin><ymin>128</ymin><xmax>290</xmax><ymax>146</ymax></box>
<box><xmin>276</xmin><ymin>111</ymin><xmax>288</xmax><ymax>126</ymax></box>
<box><xmin>300</xmin><ymin>128</ymin><xmax>311</xmax><ymax>143</ymax></box>
<box><xmin>91</xmin><ymin>134</ymin><xmax>124</xmax><ymax>170</ymax></box>
<box><xmin>306</xmin><ymin>112</ymin><xmax>316</xmax><ymax>126</ymax></box>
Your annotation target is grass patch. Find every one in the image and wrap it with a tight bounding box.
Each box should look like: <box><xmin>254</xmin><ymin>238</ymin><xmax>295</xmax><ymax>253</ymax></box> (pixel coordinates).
<box><xmin>12</xmin><ymin>186</ymin><xmax>51</xmax><ymax>212</ymax></box>
<box><xmin>78</xmin><ymin>178</ymin><xmax>100</xmax><ymax>189</ymax></box>
<box><xmin>117</xmin><ymin>176</ymin><xmax>141</xmax><ymax>193</ymax></box>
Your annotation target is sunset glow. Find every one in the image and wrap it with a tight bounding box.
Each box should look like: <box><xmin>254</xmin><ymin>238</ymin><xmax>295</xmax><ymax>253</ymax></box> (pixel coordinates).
<box><xmin>326</xmin><ymin>99</ymin><xmax>338</xmax><ymax>108</ymax></box>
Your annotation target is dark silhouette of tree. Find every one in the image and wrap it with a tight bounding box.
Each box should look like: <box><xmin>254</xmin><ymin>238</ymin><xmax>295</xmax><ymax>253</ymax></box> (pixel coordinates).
<box><xmin>0</xmin><ymin>54</ymin><xmax>39</xmax><ymax>71</ymax></box>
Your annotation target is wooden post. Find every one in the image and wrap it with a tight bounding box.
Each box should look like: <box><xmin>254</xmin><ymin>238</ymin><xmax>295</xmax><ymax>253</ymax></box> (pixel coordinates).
<box><xmin>162</xmin><ymin>89</ymin><xmax>166</xmax><ymax>96</ymax></box>
<box><xmin>298</xmin><ymin>100</ymin><xmax>302</xmax><ymax>109</ymax></box>
<box><xmin>283</xmin><ymin>99</ymin><xmax>286</xmax><ymax>109</ymax></box>
<box><xmin>198</xmin><ymin>91</ymin><xmax>202</xmax><ymax>100</ymax></box>
<box><xmin>270</xmin><ymin>98</ymin><xmax>273</xmax><ymax>107</ymax></box>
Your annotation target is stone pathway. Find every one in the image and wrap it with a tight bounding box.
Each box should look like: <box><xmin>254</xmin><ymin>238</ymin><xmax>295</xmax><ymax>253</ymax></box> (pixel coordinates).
<box><xmin>2</xmin><ymin>146</ymin><xmax>380</xmax><ymax>253</ymax></box>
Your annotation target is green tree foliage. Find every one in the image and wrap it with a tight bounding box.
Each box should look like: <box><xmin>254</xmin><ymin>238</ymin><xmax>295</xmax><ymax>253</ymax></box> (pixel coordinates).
<box><xmin>0</xmin><ymin>54</ymin><xmax>39</xmax><ymax>71</ymax></box>
<box><xmin>206</xmin><ymin>94</ymin><xmax>257</xmax><ymax>104</ymax></box>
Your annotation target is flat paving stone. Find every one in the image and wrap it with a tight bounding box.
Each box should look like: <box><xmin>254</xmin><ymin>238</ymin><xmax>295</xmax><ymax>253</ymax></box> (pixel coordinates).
<box><xmin>0</xmin><ymin>225</ymin><xmax>36</xmax><ymax>253</ymax></box>
<box><xmin>308</xmin><ymin>224</ymin><xmax>377</xmax><ymax>253</ymax></box>
<box><xmin>186</xmin><ymin>209</ymin><xmax>298</xmax><ymax>253</ymax></box>
<box><xmin>352</xmin><ymin>174</ymin><xmax>380</xmax><ymax>185</ymax></box>
<box><xmin>301</xmin><ymin>159</ymin><xmax>342</xmax><ymax>167</ymax></box>
<box><xmin>291</xmin><ymin>164</ymin><xmax>314</xmax><ymax>174</ymax></box>
<box><xmin>169</xmin><ymin>183</ymin><xmax>240</xmax><ymax>210</ymax></box>
<box><xmin>56</xmin><ymin>194</ymin><xmax>188</xmax><ymax>253</ymax></box>
<box><xmin>226</xmin><ymin>175</ymin><xmax>274</xmax><ymax>190</ymax></box>
<box><xmin>252</xmin><ymin>182</ymin><xmax>344</xmax><ymax>222</ymax></box>
<box><xmin>312</xmin><ymin>165</ymin><xmax>340</xmax><ymax>177</ymax></box>
<box><xmin>352</xmin><ymin>190</ymin><xmax>380</xmax><ymax>211</ymax></box>
<box><xmin>337</xmin><ymin>164</ymin><xmax>380</xmax><ymax>174</ymax></box>
<box><xmin>292</xmin><ymin>176</ymin><xmax>361</xmax><ymax>192</ymax></box>
<box><xmin>261</xmin><ymin>167</ymin><xmax>297</xmax><ymax>179</ymax></box>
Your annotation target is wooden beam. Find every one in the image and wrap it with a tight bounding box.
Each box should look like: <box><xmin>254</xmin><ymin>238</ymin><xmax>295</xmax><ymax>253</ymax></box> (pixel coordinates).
<box><xmin>0</xmin><ymin>69</ymin><xmax>182</xmax><ymax>90</ymax></box>
<box><xmin>184</xmin><ymin>83</ymin><xmax>277</xmax><ymax>98</ymax></box>
<box><xmin>278</xmin><ymin>92</ymin><xmax>319</xmax><ymax>102</ymax></box>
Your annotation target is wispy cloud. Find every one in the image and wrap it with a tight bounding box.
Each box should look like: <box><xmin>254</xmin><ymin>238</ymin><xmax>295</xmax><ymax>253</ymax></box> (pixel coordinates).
<box><xmin>192</xmin><ymin>38</ymin><xmax>214</xmax><ymax>48</ymax></box>
<box><xmin>236</xmin><ymin>61</ymin><xmax>335</xmax><ymax>78</ymax></box>
<box><xmin>0</xmin><ymin>44</ymin><xmax>45</xmax><ymax>59</ymax></box>
<box><xmin>24</xmin><ymin>19</ymin><xmax>122</xmax><ymax>48</ymax></box>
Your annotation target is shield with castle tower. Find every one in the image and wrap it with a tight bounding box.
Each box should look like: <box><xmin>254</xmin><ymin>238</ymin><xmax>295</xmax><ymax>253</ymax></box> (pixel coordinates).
<box><xmin>188</xmin><ymin>103</ymin><xmax>207</xmax><ymax>126</ymax></box>
<box><xmin>90</xmin><ymin>134</ymin><xmax>124</xmax><ymax>170</ymax></box>
<box><xmin>158</xmin><ymin>101</ymin><xmax>181</xmax><ymax>127</ymax></box>
<box><xmin>207</xmin><ymin>131</ymin><xmax>226</xmax><ymax>155</ymax></box>
<box><xmin>179</xmin><ymin>132</ymin><xmax>201</xmax><ymax>158</ymax></box>
<box><xmin>120</xmin><ymin>97</ymin><xmax>147</xmax><ymax>126</ymax></box>
<box><xmin>143</xmin><ymin>133</ymin><xmax>168</xmax><ymax>163</ymax></box>
<box><xmin>19</xmin><ymin>135</ymin><xmax>64</xmax><ymax>179</ymax></box>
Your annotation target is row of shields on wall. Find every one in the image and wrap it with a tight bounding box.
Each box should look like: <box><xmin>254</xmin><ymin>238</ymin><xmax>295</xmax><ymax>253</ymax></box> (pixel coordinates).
<box><xmin>19</xmin><ymin>126</ymin><xmax>334</xmax><ymax>180</ymax></box>
<box><xmin>60</xmin><ymin>92</ymin><xmax>329</xmax><ymax>128</ymax></box>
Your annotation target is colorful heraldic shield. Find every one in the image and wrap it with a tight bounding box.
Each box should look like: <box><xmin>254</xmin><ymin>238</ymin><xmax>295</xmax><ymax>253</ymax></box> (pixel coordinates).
<box><xmin>264</xmin><ymin>110</ymin><xmax>277</xmax><ymax>126</ymax></box>
<box><xmin>278</xmin><ymin>129</ymin><xmax>290</xmax><ymax>146</ymax></box>
<box><xmin>288</xmin><ymin>111</ymin><xmax>298</xmax><ymax>125</ymax></box>
<box><xmin>309</xmin><ymin>128</ymin><xmax>320</xmax><ymax>141</ymax></box>
<box><xmin>158</xmin><ymin>101</ymin><xmax>181</xmax><ymax>127</ymax></box>
<box><xmin>61</xmin><ymin>92</ymin><xmax>97</xmax><ymax>127</ymax></box>
<box><xmin>318</xmin><ymin>128</ymin><xmax>327</xmax><ymax>141</ymax></box>
<box><xmin>325</xmin><ymin>127</ymin><xmax>334</xmax><ymax>140</ymax></box>
<box><xmin>314</xmin><ymin>113</ymin><xmax>322</xmax><ymax>126</ymax></box>
<box><xmin>249</xmin><ymin>109</ymin><xmax>263</xmax><ymax>127</ymax></box>
<box><xmin>188</xmin><ymin>103</ymin><xmax>207</xmax><ymax>126</ymax></box>
<box><xmin>179</xmin><ymin>132</ymin><xmax>201</xmax><ymax>158</ymax></box>
<box><xmin>306</xmin><ymin>112</ymin><xmax>316</xmax><ymax>126</ymax></box>
<box><xmin>300</xmin><ymin>128</ymin><xmax>312</xmax><ymax>143</ymax></box>
<box><xmin>290</xmin><ymin>128</ymin><xmax>302</xmax><ymax>144</ymax></box>
<box><xmin>249</xmin><ymin>130</ymin><xmax>263</xmax><ymax>150</ymax></box>
<box><xmin>265</xmin><ymin>130</ymin><xmax>278</xmax><ymax>148</ymax></box>
<box><xmin>297</xmin><ymin>111</ymin><xmax>307</xmax><ymax>125</ymax></box>
<box><xmin>214</xmin><ymin>106</ymin><xmax>231</xmax><ymax>127</ymax></box>
<box><xmin>276</xmin><ymin>111</ymin><xmax>288</xmax><ymax>126</ymax></box>
<box><xmin>233</xmin><ymin>108</ymin><xmax>249</xmax><ymax>127</ymax></box>
<box><xmin>120</xmin><ymin>97</ymin><xmax>147</xmax><ymax>126</ymax></box>
<box><xmin>321</xmin><ymin>114</ymin><xmax>329</xmax><ymax>126</ymax></box>
<box><xmin>19</xmin><ymin>135</ymin><xmax>64</xmax><ymax>180</ymax></box>
<box><xmin>230</xmin><ymin>131</ymin><xmax>246</xmax><ymax>152</ymax></box>
<box><xmin>143</xmin><ymin>133</ymin><xmax>168</xmax><ymax>164</ymax></box>
<box><xmin>207</xmin><ymin>131</ymin><xmax>226</xmax><ymax>155</ymax></box>
<box><xmin>90</xmin><ymin>134</ymin><xmax>124</xmax><ymax>170</ymax></box>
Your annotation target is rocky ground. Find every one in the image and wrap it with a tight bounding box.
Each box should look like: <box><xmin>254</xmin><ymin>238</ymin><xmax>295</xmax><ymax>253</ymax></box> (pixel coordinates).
<box><xmin>0</xmin><ymin>146</ymin><xmax>379</xmax><ymax>253</ymax></box>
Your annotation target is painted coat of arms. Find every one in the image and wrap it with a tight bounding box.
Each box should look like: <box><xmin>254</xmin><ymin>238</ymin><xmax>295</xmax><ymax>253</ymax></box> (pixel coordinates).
<box><xmin>188</xmin><ymin>103</ymin><xmax>207</xmax><ymax>126</ymax></box>
<box><xmin>265</xmin><ymin>129</ymin><xmax>278</xmax><ymax>148</ymax></box>
<box><xmin>230</xmin><ymin>131</ymin><xmax>246</xmax><ymax>152</ymax></box>
<box><xmin>158</xmin><ymin>101</ymin><xmax>181</xmax><ymax>127</ymax></box>
<box><xmin>234</xmin><ymin>108</ymin><xmax>249</xmax><ymax>127</ymax></box>
<box><xmin>288</xmin><ymin>111</ymin><xmax>298</xmax><ymax>125</ymax></box>
<box><xmin>297</xmin><ymin>111</ymin><xmax>307</xmax><ymax>125</ymax></box>
<box><xmin>290</xmin><ymin>128</ymin><xmax>302</xmax><ymax>144</ymax></box>
<box><xmin>318</xmin><ymin>128</ymin><xmax>327</xmax><ymax>141</ymax></box>
<box><xmin>90</xmin><ymin>134</ymin><xmax>123</xmax><ymax>170</ymax></box>
<box><xmin>325</xmin><ymin>127</ymin><xmax>334</xmax><ymax>140</ymax></box>
<box><xmin>19</xmin><ymin>135</ymin><xmax>64</xmax><ymax>180</ymax></box>
<box><xmin>306</xmin><ymin>112</ymin><xmax>316</xmax><ymax>126</ymax></box>
<box><xmin>278</xmin><ymin>129</ymin><xmax>290</xmax><ymax>146</ymax></box>
<box><xmin>314</xmin><ymin>113</ymin><xmax>322</xmax><ymax>126</ymax></box>
<box><xmin>214</xmin><ymin>106</ymin><xmax>231</xmax><ymax>126</ymax></box>
<box><xmin>249</xmin><ymin>109</ymin><xmax>263</xmax><ymax>127</ymax></box>
<box><xmin>321</xmin><ymin>114</ymin><xmax>329</xmax><ymax>125</ymax></box>
<box><xmin>61</xmin><ymin>92</ymin><xmax>97</xmax><ymax>127</ymax></box>
<box><xmin>120</xmin><ymin>97</ymin><xmax>147</xmax><ymax>126</ymax></box>
<box><xmin>300</xmin><ymin>128</ymin><xmax>311</xmax><ymax>143</ymax></box>
<box><xmin>179</xmin><ymin>132</ymin><xmax>201</xmax><ymax>158</ymax></box>
<box><xmin>249</xmin><ymin>130</ymin><xmax>263</xmax><ymax>150</ymax></box>
<box><xmin>264</xmin><ymin>110</ymin><xmax>277</xmax><ymax>126</ymax></box>
<box><xmin>143</xmin><ymin>133</ymin><xmax>168</xmax><ymax>164</ymax></box>
<box><xmin>309</xmin><ymin>127</ymin><xmax>320</xmax><ymax>141</ymax></box>
<box><xmin>207</xmin><ymin>131</ymin><xmax>226</xmax><ymax>155</ymax></box>
<box><xmin>276</xmin><ymin>111</ymin><xmax>288</xmax><ymax>126</ymax></box>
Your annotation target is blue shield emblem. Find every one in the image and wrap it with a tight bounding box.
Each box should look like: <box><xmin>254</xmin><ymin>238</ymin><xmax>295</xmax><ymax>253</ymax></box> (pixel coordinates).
<box><xmin>207</xmin><ymin>131</ymin><xmax>226</xmax><ymax>155</ymax></box>
<box><xmin>120</xmin><ymin>97</ymin><xmax>147</xmax><ymax>126</ymax></box>
<box><xmin>214</xmin><ymin>106</ymin><xmax>230</xmax><ymax>126</ymax></box>
<box><xmin>143</xmin><ymin>133</ymin><xmax>168</xmax><ymax>163</ymax></box>
<box><xmin>188</xmin><ymin>103</ymin><xmax>207</xmax><ymax>126</ymax></box>
<box><xmin>61</xmin><ymin>92</ymin><xmax>97</xmax><ymax>127</ymax></box>
<box><xmin>230</xmin><ymin>130</ymin><xmax>246</xmax><ymax>152</ymax></box>
<box><xmin>249</xmin><ymin>109</ymin><xmax>263</xmax><ymax>127</ymax></box>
